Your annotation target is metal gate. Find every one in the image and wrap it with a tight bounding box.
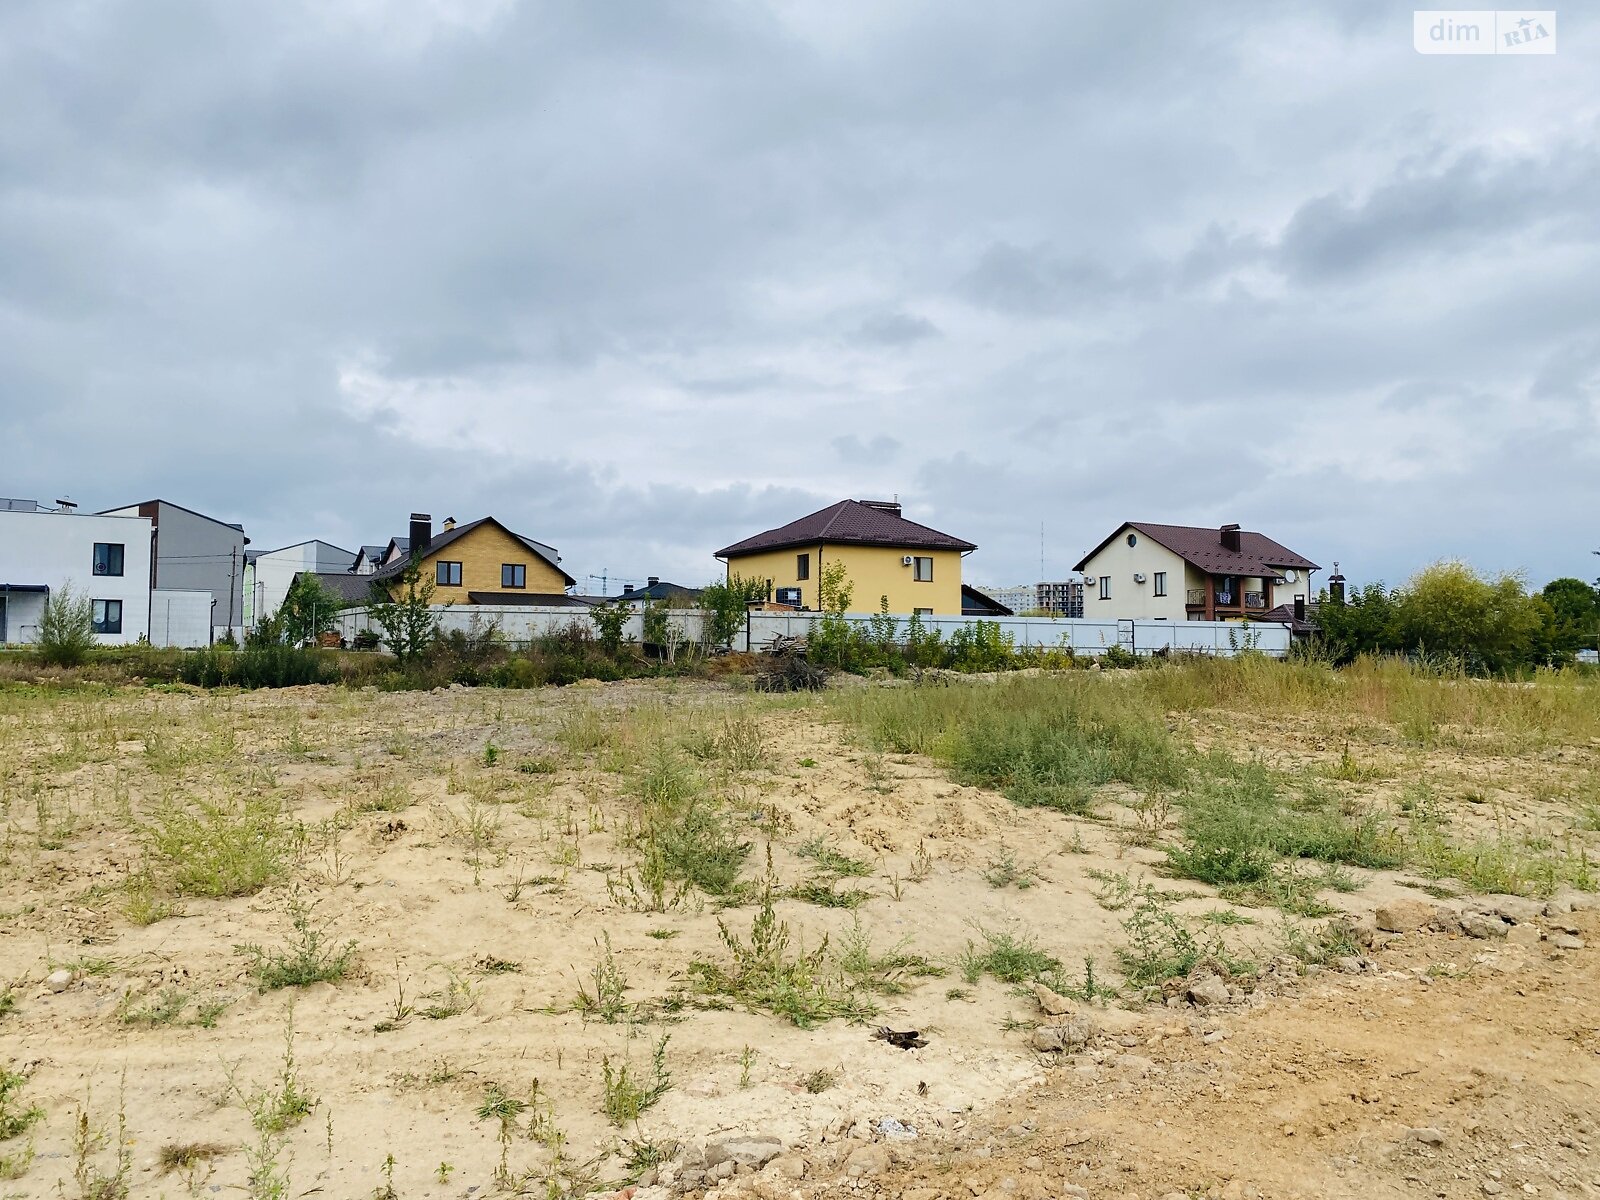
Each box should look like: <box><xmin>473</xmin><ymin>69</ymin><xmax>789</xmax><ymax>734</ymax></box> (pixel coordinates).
<box><xmin>1116</xmin><ymin>618</ymin><xmax>1135</xmax><ymax>654</ymax></box>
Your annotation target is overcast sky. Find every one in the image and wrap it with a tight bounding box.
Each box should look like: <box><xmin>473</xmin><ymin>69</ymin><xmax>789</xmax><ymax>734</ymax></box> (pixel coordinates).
<box><xmin>2</xmin><ymin>2</ymin><xmax>1596</xmax><ymax>593</ymax></box>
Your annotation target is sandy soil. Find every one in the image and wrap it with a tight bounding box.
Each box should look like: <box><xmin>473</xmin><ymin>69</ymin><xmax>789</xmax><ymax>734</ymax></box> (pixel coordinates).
<box><xmin>0</xmin><ymin>677</ymin><xmax>1594</xmax><ymax>1200</ymax></box>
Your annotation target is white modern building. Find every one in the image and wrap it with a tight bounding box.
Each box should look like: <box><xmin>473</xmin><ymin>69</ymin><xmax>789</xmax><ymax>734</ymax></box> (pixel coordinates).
<box><xmin>0</xmin><ymin>500</ymin><xmax>154</xmax><ymax>645</ymax></box>
<box><xmin>244</xmin><ymin>539</ymin><xmax>356</xmax><ymax>629</ymax></box>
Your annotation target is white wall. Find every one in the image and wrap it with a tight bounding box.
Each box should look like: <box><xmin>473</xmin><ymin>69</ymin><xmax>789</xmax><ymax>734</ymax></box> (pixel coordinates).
<box><xmin>150</xmin><ymin>589</ymin><xmax>214</xmax><ymax>647</ymax></box>
<box><xmin>0</xmin><ymin>510</ymin><xmax>153</xmax><ymax>645</ymax></box>
<box><xmin>251</xmin><ymin>540</ymin><xmax>355</xmax><ymax>626</ymax></box>
<box><xmin>1078</xmin><ymin>532</ymin><xmax>1191</xmax><ymax>620</ymax></box>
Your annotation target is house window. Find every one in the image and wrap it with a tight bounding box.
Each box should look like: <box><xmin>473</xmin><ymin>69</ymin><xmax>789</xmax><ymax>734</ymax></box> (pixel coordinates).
<box><xmin>1099</xmin><ymin>576</ymin><xmax>1111</xmax><ymax>600</ymax></box>
<box><xmin>796</xmin><ymin>553</ymin><xmax>810</xmax><ymax>580</ymax></box>
<box><xmin>436</xmin><ymin>561</ymin><xmax>463</xmax><ymax>587</ymax></box>
<box><xmin>1153</xmin><ymin>572</ymin><xmax>1167</xmax><ymax>597</ymax></box>
<box><xmin>501</xmin><ymin>563</ymin><xmax>526</xmax><ymax>589</ymax></box>
<box><xmin>914</xmin><ymin>556</ymin><xmax>934</xmax><ymax>582</ymax></box>
<box><xmin>92</xmin><ymin>543</ymin><xmax>124</xmax><ymax>577</ymax></box>
<box><xmin>91</xmin><ymin>599</ymin><xmax>122</xmax><ymax>634</ymax></box>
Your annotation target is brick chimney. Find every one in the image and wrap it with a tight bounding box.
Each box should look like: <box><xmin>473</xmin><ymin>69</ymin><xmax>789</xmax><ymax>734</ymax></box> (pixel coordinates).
<box><xmin>647</xmin><ymin>576</ymin><xmax>659</xmax><ymax>588</ymax></box>
<box><xmin>1220</xmin><ymin>523</ymin><xmax>1241</xmax><ymax>553</ymax></box>
<box><xmin>409</xmin><ymin>513</ymin><xmax>432</xmax><ymax>557</ymax></box>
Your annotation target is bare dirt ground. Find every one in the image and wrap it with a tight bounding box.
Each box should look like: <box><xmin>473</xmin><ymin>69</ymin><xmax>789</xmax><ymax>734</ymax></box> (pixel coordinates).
<box><xmin>0</xmin><ymin>675</ymin><xmax>1595</xmax><ymax>1200</ymax></box>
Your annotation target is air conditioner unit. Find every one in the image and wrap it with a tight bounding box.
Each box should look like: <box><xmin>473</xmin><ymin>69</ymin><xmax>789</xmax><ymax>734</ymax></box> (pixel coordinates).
<box><xmin>901</xmin><ymin>555</ymin><xmax>914</xmax><ymax>566</ymax></box>
<box><xmin>1133</xmin><ymin>573</ymin><xmax>1147</xmax><ymax>584</ymax></box>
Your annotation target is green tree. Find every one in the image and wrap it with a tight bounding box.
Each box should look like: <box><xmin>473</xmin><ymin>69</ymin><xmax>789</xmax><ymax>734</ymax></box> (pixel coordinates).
<box><xmin>1540</xmin><ymin>577</ymin><xmax>1600</xmax><ymax>654</ymax></box>
<box><xmin>589</xmin><ymin>601</ymin><xmax>631</xmax><ymax>657</ymax></box>
<box><xmin>1394</xmin><ymin>561</ymin><xmax>1544</xmax><ymax>674</ymax></box>
<box><xmin>699</xmin><ymin>574</ymin><xmax>767</xmax><ymax>649</ymax></box>
<box><xmin>367</xmin><ymin>560</ymin><xmax>442</xmax><ymax>663</ymax></box>
<box><xmin>1314</xmin><ymin>581</ymin><xmax>1400</xmax><ymax>665</ymax></box>
<box><xmin>37</xmin><ymin>582</ymin><xmax>97</xmax><ymax>666</ymax></box>
<box><xmin>808</xmin><ymin>562</ymin><xmax>864</xmax><ymax>671</ymax></box>
<box><xmin>278</xmin><ymin>573</ymin><xmax>342</xmax><ymax>646</ymax></box>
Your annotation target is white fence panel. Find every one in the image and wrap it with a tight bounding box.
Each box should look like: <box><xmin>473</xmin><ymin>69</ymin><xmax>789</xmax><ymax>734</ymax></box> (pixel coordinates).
<box><xmin>332</xmin><ymin>604</ymin><xmax>1289</xmax><ymax>659</ymax></box>
<box><xmin>150</xmin><ymin>589</ymin><xmax>214</xmax><ymax>648</ymax></box>
<box><xmin>335</xmin><ymin>605</ymin><xmax>709</xmax><ymax>647</ymax></box>
<box><xmin>741</xmin><ymin>611</ymin><xmax>1290</xmax><ymax>658</ymax></box>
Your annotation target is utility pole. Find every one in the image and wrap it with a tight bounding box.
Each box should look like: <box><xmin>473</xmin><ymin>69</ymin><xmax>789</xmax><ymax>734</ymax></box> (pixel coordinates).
<box><xmin>228</xmin><ymin>546</ymin><xmax>238</xmax><ymax>636</ymax></box>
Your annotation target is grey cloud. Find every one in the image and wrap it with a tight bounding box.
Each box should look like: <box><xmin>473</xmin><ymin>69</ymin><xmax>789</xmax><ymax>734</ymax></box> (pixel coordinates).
<box><xmin>1</xmin><ymin>2</ymin><xmax>1597</xmax><ymax>591</ymax></box>
<box><xmin>832</xmin><ymin>435</ymin><xmax>902</xmax><ymax>465</ymax></box>
<box><xmin>848</xmin><ymin>312</ymin><xmax>940</xmax><ymax>346</ymax></box>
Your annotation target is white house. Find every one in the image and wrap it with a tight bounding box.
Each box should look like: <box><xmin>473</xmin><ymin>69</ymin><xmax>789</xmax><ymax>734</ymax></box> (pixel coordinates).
<box><xmin>1072</xmin><ymin>522</ymin><xmax>1319</xmax><ymax>623</ymax></box>
<box><xmin>244</xmin><ymin>539</ymin><xmax>356</xmax><ymax>629</ymax></box>
<box><xmin>0</xmin><ymin>500</ymin><xmax>154</xmax><ymax>645</ymax></box>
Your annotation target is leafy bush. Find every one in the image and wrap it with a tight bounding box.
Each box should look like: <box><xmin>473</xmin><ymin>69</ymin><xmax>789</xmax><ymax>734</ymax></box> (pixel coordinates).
<box><xmin>700</xmin><ymin>574</ymin><xmax>768</xmax><ymax>649</ymax></box>
<box><xmin>146</xmin><ymin>797</ymin><xmax>288</xmax><ymax>898</ymax></box>
<box><xmin>38</xmin><ymin>583</ymin><xmax>97</xmax><ymax>666</ymax></box>
<box><xmin>590</xmin><ymin>603</ymin><xmax>631</xmax><ymax>657</ymax></box>
<box><xmin>176</xmin><ymin>646</ymin><xmax>336</xmax><ymax>688</ymax></box>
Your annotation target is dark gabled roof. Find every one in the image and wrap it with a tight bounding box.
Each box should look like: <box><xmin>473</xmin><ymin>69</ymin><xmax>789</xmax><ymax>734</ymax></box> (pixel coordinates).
<box><xmin>465</xmin><ymin>591</ymin><xmax>592</xmax><ymax>607</ymax></box>
<box><xmin>99</xmin><ymin>498</ymin><xmax>247</xmax><ymax>534</ymax></box>
<box><xmin>1073</xmin><ymin>522</ymin><xmax>1319</xmax><ymax>577</ymax></box>
<box><xmin>371</xmin><ymin>517</ymin><xmax>576</xmax><ymax>587</ymax></box>
<box><xmin>960</xmin><ymin>584</ymin><xmax>1014</xmax><ymax>617</ymax></box>
<box><xmin>1256</xmin><ymin>601</ymin><xmax>1320</xmax><ymax>634</ymax></box>
<box><xmin>293</xmin><ymin>571</ymin><xmax>381</xmax><ymax>607</ymax></box>
<box><xmin>618</xmin><ymin>580</ymin><xmax>704</xmax><ymax>604</ymax></box>
<box><xmin>716</xmin><ymin>499</ymin><xmax>975</xmax><ymax>558</ymax></box>
<box><xmin>354</xmin><ymin>544</ymin><xmax>388</xmax><ymax>564</ymax></box>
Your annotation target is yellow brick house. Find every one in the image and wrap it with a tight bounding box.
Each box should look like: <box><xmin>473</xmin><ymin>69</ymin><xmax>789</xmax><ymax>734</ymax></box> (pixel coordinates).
<box><xmin>373</xmin><ymin>513</ymin><xmax>580</xmax><ymax>605</ymax></box>
<box><xmin>715</xmin><ymin>499</ymin><xmax>975</xmax><ymax>616</ymax></box>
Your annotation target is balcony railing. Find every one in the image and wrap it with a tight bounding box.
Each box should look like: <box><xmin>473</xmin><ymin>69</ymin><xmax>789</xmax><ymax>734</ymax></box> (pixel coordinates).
<box><xmin>1186</xmin><ymin>588</ymin><xmax>1206</xmax><ymax>606</ymax></box>
<box><xmin>1244</xmin><ymin>591</ymin><xmax>1265</xmax><ymax>609</ymax></box>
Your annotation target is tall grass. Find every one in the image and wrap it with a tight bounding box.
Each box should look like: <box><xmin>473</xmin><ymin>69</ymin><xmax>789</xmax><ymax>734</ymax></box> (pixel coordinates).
<box><xmin>833</xmin><ymin>675</ymin><xmax>1186</xmax><ymax>814</ymax></box>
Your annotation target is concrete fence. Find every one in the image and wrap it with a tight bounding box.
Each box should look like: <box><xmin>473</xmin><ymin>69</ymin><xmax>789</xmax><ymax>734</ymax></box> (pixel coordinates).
<box><xmin>335</xmin><ymin>604</ymin><xmax>1291</xmax><ymax>659</ymax></box>
<box><xmin>739</xmin><ymin>611</ymin><xmax>1291</xmax><ymax>658</ymax></box>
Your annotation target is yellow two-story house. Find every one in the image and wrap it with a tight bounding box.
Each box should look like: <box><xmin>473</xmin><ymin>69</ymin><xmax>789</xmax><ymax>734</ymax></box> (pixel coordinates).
<box><xmin>373</xmin><ymin>512</ymin><xmax>580</xmax><ymax>605</ymax></box>
<box><xmin>715</xmin><ymin>499</ymin><xmax>975</xmax><ymax>616</ymax></box>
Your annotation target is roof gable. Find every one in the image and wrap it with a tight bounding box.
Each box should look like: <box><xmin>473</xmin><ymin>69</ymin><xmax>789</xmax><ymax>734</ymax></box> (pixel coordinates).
<box><xmin>372</xmin><ymin>517</ymin><xmax>576</xmax><ymax>587</ymax></box>
<box><xmin>1072</xmin><ymin>522</ymin><xmax>1319</xmax><ymax>576</ymax></box>
<box><xmin>717</xmin><ymin>499</ymin><xmax>975</xmax><ymax>558</ymax></box>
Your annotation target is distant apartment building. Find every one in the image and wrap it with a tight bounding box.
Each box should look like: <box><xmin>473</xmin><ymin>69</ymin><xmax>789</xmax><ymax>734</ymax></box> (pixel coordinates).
<box><xmin>1034</xmin><ymin>581</ymin><xmax>1085</xmax><ymax>618</ymax></box>
<box><xmin>974</xmin><ymin>581</ymin><xmax>1085</xmax><ymax>617</ymax></box>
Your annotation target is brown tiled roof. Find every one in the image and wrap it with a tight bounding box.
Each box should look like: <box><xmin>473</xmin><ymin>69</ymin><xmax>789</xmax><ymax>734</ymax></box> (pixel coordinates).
<box><xmin>1073</xmin><ymin>522</ymin><xmax>1319</xmax><ymax>576</ymax></box>
<box><xmin>1256</xmin><ymin>601</ymin><xmax>1319</xmax><ymax>634</ymax></box>
<box><xmin>716</xmin><ymin>500</ymin><xmax>975</xmax><ymax>558</ymax></box>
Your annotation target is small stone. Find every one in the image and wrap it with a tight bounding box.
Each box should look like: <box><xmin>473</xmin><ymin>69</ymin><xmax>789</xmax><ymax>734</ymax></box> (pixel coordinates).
<box><xmin>1460</xmin><ymin>912</ymin><xmax>1509</xmax><ymax>940</ymax></box>
<box><xmin>707</xmin><ymin>1160</ymin><xmax>735</xmax><ymax>1182</ymax></box>
<box><xmin>1187</xmin><ymin>976</ymin><xmax>1230</xmax><ymax>1007</ymax></box>
<box><xmin>1543</xmin><ymin>898</ymin><xmax>1574</xmax><ymax>917</ymax></box>
<box><xmin>766</xmin><ymin>1155</ymin><xmax>807</xmax><ymax>1181</ymax></box>
<box><xmin>1114</xmin><ymin>1054</ymin><xmax>1154</xmax><ymax>1078</ymax></box>
<box><xmin>45</xmin><ymin>969</ymin><xmax>72</xmax><ymax>993</ymax></box>
<box><xmin>1203</xmin><ymin>1031</ymin><xmax>1228</xmax><ymax>1045</ymax></box>
<box><xmin>843</xmin><ymin>1144</ymin><xmax>890</xmax><ymax>1178</ymax></box>
<box><xmin>1061</xmin><ymin>1187</ymin><xmax>1089</xmax><ymax>1200</ymax></box>
<box><xmin>1550</xmin><ymin>933</ymin><xmax>1585</xmax><ymax>951</ymax></box>
<box><xmin>1409</xmin><ymin>1127</ymin><xmax>1447</xmax><ymax>1146</ymax></box>
<box><xmin>1376</xmin><ymin>898</ymin><xmax>1436</xmax><ymax>933</ymax></box>
<box><xmin>1482</xmin><ymin>1182</ymin><xmax>1503</xmax><ymax>1196</ymax></box>
<box><xmin>1490</xmin><ymin>896</ymin><xmax>1544</xmax><ymax>923</ymax></box>
<box><xmin>1506</xmin><ymin>923</ymin><xmax>1543</xmax><ymax>948</ymax></box>
<box><xmin>704</xmin><ymin>1137</ymin><xmax>784</xmax><ymax>1169</ymax></box>
<box><xmin>1033</xmin><ymin>982</ymin><xmax>1073</xmax><ymax>1016</ymax></box>
<box><xmin>1023</xmin><ymin>1156</ymin><xmax>1043</xmax><ymax>1171</ymax></box>
<box><xmin>1334</xmin><ymin>956</ymin><xmax>1367</xmax><ymax>974</ymax></box>
<box><xmin>1030</xmin><ymin>1016</ymin><xmax>1097</xmax><ymax>1054</ymax></box>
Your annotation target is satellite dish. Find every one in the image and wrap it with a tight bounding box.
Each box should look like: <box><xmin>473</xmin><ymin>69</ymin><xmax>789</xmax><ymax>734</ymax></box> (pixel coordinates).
<box><xmin>1282</xmin><ymin>569</ymin><xmax>1298</xmax><ymax>583</ymax></box>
